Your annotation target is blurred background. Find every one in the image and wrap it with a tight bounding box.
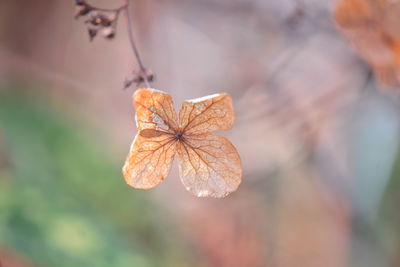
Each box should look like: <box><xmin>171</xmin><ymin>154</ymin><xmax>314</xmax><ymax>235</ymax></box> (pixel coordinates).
<box><xmin>1</xmin><ymin>0</ymin><xmax>400</xmax><ymax>266</ymax></box>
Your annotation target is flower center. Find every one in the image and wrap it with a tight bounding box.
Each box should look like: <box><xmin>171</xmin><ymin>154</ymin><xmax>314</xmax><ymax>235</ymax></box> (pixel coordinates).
<box><xmin>175</xmin><ymin>132</ymin><xmax>184</xmax><ymax>141</ymax></box>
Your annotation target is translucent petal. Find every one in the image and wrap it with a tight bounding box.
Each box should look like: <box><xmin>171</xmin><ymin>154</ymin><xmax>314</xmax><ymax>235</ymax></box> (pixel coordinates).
<box><xmin>177</xmin><ymin>133</ymin><xmax>242</xmax><ymax>198</ymax></box>
<box><xmin>134</xmin><ymin>88</ymin><xmax>179</xmax><ymax>133</ymax></box>
<box><xmin>123</xmin><ymin>131</ymin><xmax>177</xmax><ymax>189</ymax></box>
<box><xmin>179</xmin><ymin>93</ymin><xmax>234</xmax><ymax>135</ymax></box>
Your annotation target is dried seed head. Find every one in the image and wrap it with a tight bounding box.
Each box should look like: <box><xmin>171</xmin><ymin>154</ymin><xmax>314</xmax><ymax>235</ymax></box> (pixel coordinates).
<box><xmin>141</xmin><ymin>70</ymin><xmax>155</xmax><ymax>83</ymax></box>
<box><xmin>88</xmin><ymin>28</ymin><xmax>98</xmax><ymax>41</ymax></box>
<box><xmin>87</xmin><ymin>13</ymin><xmax>113</xmax><ymax>27</ymax></box>
<box><xmin>75</xmin><ymin>0</ymin><xmax>86</xmax><ymax>6</ymax></box>
<box><xmin>123</xmin><ymin>70</ymin><xmax>155</xmax><ymax>89</ymax></box>
<box><xmin>102</xmin><ymin>27</ymin><xmax>116</xmax><ymax>39</ymax></box>
<box><xmin>123</xmin><ymin>79</ymin><xmax>134</xmax><ymax>90</ymax></box>
<box><xmin>134</xmin><ymin>70</ymin><xmax>155</xmax><ymax>83</ymax></box>
<box><xmin>75</xmin><ymin>5</ymin><xmax>92</xmax><ymax>18</ymax></box>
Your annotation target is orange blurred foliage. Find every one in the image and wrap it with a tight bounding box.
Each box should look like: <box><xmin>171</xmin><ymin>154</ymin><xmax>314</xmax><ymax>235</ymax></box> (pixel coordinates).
<box><xmin>335</xmin><ymin>0</ymin><xmax>400</xmax><ymax>89</ymax></box>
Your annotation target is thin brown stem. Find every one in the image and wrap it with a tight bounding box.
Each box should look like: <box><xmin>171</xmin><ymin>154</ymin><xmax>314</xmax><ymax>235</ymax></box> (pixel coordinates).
<box><xmin>124</xmin><ymin>0</ymin><xmax>150</xmax><ymax>88</ymax></box>
<box><xmin>78</xmin><ymin>0</ymin><xmax>151</xmax><ymax>88</ymax></box>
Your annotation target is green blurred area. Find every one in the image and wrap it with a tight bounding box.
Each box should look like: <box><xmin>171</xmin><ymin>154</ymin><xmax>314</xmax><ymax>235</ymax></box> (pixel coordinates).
<box><xmin>0</xmin><ymin>85</ymin><xmax>191</xmax><ymax>267</ymax></box>
<box><xmin>379</xmin><ymin>153</ymin><xmax>400</xmax><ymax>260</ymax></box>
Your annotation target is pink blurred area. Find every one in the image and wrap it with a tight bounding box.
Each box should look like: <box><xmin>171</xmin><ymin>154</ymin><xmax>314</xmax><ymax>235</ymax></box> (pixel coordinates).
<box><xmin>1</xmin><ymin>0</ymin><xmax>399</xmax><ymax>267</ymax></box>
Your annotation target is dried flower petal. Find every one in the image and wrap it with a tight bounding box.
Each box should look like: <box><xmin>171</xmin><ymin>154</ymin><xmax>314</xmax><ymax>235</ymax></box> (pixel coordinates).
<box><xmin>123</xmin><ymin>132</ymin><xmax>177</xmax><ymax>189</ymax></box>
<box><xmin>177</xmin><ymin>133</ymin><xmax>242</xmax><ymax>198</ymax></box>
<box><xmin>133</xmin><ymin>88</ymin><xmax>178</xmax><ymax>133</ymax></box>
<box><xmin>179</xmin><ymin>93</ymin><xmax>234</xmax><ymax>135</ymax></box>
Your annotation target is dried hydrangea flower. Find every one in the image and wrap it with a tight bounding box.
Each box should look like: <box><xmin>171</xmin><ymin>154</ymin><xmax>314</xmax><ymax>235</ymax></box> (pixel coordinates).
<box><xmin>123</xmin><ymin>88</ymin><xmax>242</xmax><ymax>198</ymax></box>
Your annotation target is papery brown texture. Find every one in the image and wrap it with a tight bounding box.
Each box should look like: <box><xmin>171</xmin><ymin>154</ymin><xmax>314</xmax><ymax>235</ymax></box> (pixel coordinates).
<box><xmin>179</xmin><ymin>93</ymin><xmax>234</xmax><ymax>135</ymax></box>
<box><xmin>177</xmin><ymin>133</ymin><xmax>241</xmax><ymax>197</ymax></box>
<box><xmin>133</xmin><ymin>88</ymin><xmax>178</xmax><ymax>133</ymax></box>
<box><xmin>123</xmin><ymin>88</ymin><xmax>242</xmax><ymax>197</ymax></box>
<box><xmin>123</xmin><ymin>133</ymin><xmax>177</xmax><ymax>189</ymax></box>
<box><xmin>335</xmin><ymin>0</ymin><xmax>400</xmax><ymax>88</ymax></box>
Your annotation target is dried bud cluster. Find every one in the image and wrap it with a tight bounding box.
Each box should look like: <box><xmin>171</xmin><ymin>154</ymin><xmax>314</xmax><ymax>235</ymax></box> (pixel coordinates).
<box><xmin>74</xmin><ymin>0</ymin><xmax>117</xmax><ymax>41</ymax></box>
<box><xmin>124</xmin><ymin>70</ymin><xmax>155</xmax><ymax>89</ymax></box>
<box><xmin>74</xmin><ymin>0</ymin><xmax>154</xmax><ymax>88</ymax></box>
<box><xmin>75</xmin><ymin>0</ymin><xmax>92</xmax><ymax>18</ymax></box>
